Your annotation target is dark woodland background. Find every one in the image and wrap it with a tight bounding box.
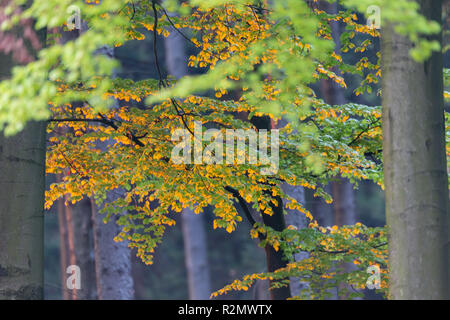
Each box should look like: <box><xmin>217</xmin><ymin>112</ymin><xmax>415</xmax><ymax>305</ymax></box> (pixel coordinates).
<box><xmin>43</xmin><ymin>24</ymin><xmax>392</xmax><ymax>299</ymax></box>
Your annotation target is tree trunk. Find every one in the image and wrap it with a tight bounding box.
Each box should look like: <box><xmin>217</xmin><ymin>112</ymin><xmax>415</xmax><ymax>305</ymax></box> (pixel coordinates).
<box><xmin>282</xmin><ymin>183</ymin><xmax>309</xmax><ymax>297</ymax></box>
<box><xmin>319</xmin><ymin>1</ymin><xmax>358</xmax><ymax>300</ymax></box>
<box><xmin>90</xmin><ymin>46</ymin><xmax>134</xmax><ymax>300</ymax></box>
<box><xmin>89</xmin><ymin>95</ymin><xmax>134</xmax><ymax>300</ymax></box>
<box><xmin>55</xmin><ymin>29</ymin><xmax>97</xmax><ymax>300</ymax></box>
<box><xmin>332</xmin><ymin>178</ymin><xmax>357</xmax><ymax>226</ymax></box>
<box><xmin>58</xmin><ymin>197</ymin><xmax>96</xmax><ymax>300</ymax></box>
<box><xmin>181</xmin><ymin>208</ymin><xmax>211</xmax><ymax>300</ymax></box>
<box><xmin>131</xmin><ymin>254</ymin><xmax>148</xmax><ymax>299</ymax></box>
<box><xmin>242</xmin><ymin>115</ymin><xmax>291</xmax><ymax>300</ymax></box>
<box><xmin>91</xmin><ymin>198</ymin><xmax>134</xmax><ymax>300</ymax></box>
<box><xmin>0</xmin><ymin>119</ymin><xmax>46</xmax><ymax>299</ymax></box>
<box><xmin>331</xmin><ymin>177</ymin><xmax>357</xmax><ymax>300</ymax></box>
<box><xmin>310</xmin><ymin>184</ymin><xmax>334</xmax><ymax>227</ymax></box>
<box><xmin>63</xmin><ymin>195</ymin><xmax>77</xmax><ymax>298</ymax></box>
<box><xmin>253</xmin><ymin>279</ymin><xmax>270</xmax><ymax>300</ymax></box>
<box><xmin>0</xmin><ymin>18</ymin><xmax>46</xmax><ymax>299</ymax></box>
<box><xmin>164</xmin><ymin>16</ymin><xmax>212</xmax><ymax>300</ymax></box>
<box><xmin>56</xmin><ymin>175</ymin><xmax>70</xmax><ymax>300</ymax></box>
<box><xmin>260</xmin><ymin>193</ymin><xmax>291</xmax><ymax>300</ymax></box>
<box><xmin>381</xmin><ymin>0</ymin><xmax>449</xmax><ymax>299</ymax></box>
<box><xmin>319</xmin><ymin>0</ymin><xmax>358</xmax><ymax>227</ymax></box>
<box><xmin>56</xmin><ymin>193</ymin><xmax>78</xmax><ymax>300</ymax></box>
<box><xmin>70</xmin><ymin>198</ymin><xmax>97</xmax><ymax>299</ymax></box>
<box><xmin>319</xmin><ymin>1</ymin><xmax>357</xmax><ymax>230</ymax></box>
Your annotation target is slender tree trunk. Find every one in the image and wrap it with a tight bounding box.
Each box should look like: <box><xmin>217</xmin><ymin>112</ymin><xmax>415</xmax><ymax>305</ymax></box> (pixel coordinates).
<box><xmin>89</xmin><ymin>98</ymin><xmax>134</xmax><ymax>301</ymax></box>
<box><xmin>236</xmin><ymin>113</ymin><xmax>291</xmax><ymax>300</ymax></box>
<box><xmin>63</xmin><ymin>195</ymin><xmax>77</xmax><ymax>299</ymax></box>
<box><xmin>332</xmin><ymin>178</ymin><xmax>357</xmax><ymax>226</ymax></box>
<box><xmin>310</xmin><ymin>185</ymin><xmax>334</xmax><ymax>227</ymax></box>
<box><xmin>91</xmin><ymin>197</ymin><xmax>134</xmax><ymax>300</ymax></box>
<box><xmin>319</xmin><ymin>1</ymin><xmax>358</xmax><ymax>300</ymax></box>
<box><xmin>322</xmin><ymin>69</ymin><xmax>357</xmax><ymax>228</ymax></box>
<box><xmin>70</xmin><ymin>198</ymin><xmax>97</xmax><ymax>299</ymax></box>
<box><xmin>331</xmin><ymin>176</ymin><xmax>357</xmax><ymax>300</ymax></box>
<box><xmin>164</xmin><ymin>16</ymin><xmax>212</xmax><ymax>300</ymax></box>
<box><xmin>253</xmin><ymin>279</ymin><xmax>270</xmax><ymax>300</ymax></box>
<box><xmin>381</xmin><ymin>0</ymin><xmax>449</xmax><ymax>299</ymax></box>
<box><xmin>316</xmin><ymin>0</ymin><xmax>358</xmax><ymax>234</ymax></box>
<box><xmin>90</xmin><ymin>46</ymin><xmax>134</xmax><ymax>300</ymax></box>
<box><xmin>56</xmin><ymin>192</ymin><xmax>82</xmax><ymax>300</ymax></box>
<box><xmin>131</xmin><ymin>254</ymin><xmax>148</xmax><ymax>299</ymax></box>
<box><xmin>181</xmin><ymin>208</ymin><xmax>211</xmax><ymax>299</ymax></box>
<box><xmin>282</xmin><ymin>183</ymin><xmax>309</xmax><ymax>297</ymax></box>
<box><xmin>55</xmin><ymin>29</ymin><xmax>97</xmax><ymax>300</ymax></box>
<box><xmin>260</xmin><ymin>193</ymin><xmax>291</xmax><ymax>300</ymax></box>
<box><xmin>58</xmin><ymin>194</ymin><xmax>96</xmax><ymax>300</ymax></box>
<box><xmin>57</xmin><ymin>192</ymin><xmax>70</xmax><ymax>300</ymax></box>
<box><xmin>319</xmin><ymin>1</ymin><xmax>357</xmax><ymax>230</ymax></box>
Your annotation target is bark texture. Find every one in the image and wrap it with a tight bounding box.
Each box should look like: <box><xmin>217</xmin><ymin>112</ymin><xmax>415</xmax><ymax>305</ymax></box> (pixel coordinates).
<box><xmin>381</xmin><ymin>0</ymin><xmax>449</xmax><ymax>299</ymax></box>
<box><xmin>0</xmin><ymin>121</ymin><xmax>46</xmax><ymax>299</ymax></box>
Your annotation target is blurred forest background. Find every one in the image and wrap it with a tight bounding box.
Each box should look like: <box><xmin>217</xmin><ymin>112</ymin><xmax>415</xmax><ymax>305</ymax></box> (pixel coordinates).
<box><xmin>44</xmin><ymin>183</ymin><xmax>385</xmax><ymax>299</ymax></box>
<box><xmin>43</xmin><ymin>13</ymin><xmax>396</xmax><ymax>298</ymax></box>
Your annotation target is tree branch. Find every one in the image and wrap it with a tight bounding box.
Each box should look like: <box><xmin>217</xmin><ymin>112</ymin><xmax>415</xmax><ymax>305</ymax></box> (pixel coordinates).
<box><xmin>224</xmin><ymin>186</ymin><xmax>265</xmax><ymax>241</ymax></box>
